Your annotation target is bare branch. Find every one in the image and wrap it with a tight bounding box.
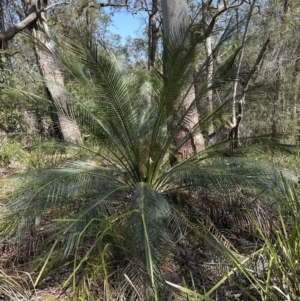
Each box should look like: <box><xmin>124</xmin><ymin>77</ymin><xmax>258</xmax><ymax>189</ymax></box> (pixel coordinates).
<box><xmin>0</xmin><ymin>0</ymin><xmax>123</xmax><ymax>42</ymax></box>
<box><xmin>44</xmin><ymin>1</ymin><xmax>70</xmax><ymax>11</ymax></box>
<box><xmin>0</xmin><ymin>11</ymin><xmax>38</xmax><ymax>43</ymax></box>
<box><xmin>204</xmin><ymin>1</ymin><xmax>243</xmax><ymax>37</ymax></box>
<box><xmin>76</xmin><ymin>1</ymin><xmax>128</xmax><ymax>19</ymax></box>
<box><xmin>244</xmin><ymin>37</ymin><xmax>271</xmax><ymax>90</ymax></box>
<box><xmin>255</xmin><ymin>4</ymin><xmax>267</xmax><ymax>17</ymax></box>
<box><xmin>0</xmin><ymin>0</ymin><xmax>66</xmax><ymax>42</ymax></box>
<box><xmin>222</xmin><ymin>0</ymin><xmax>227</xmax><ymax>10</ymax></box>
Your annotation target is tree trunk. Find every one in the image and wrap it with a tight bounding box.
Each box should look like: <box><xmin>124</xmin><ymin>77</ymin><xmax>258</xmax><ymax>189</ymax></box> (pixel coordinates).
<box><xmin>161</xmin><ymin>0</ymin><xmax>205</xmax><ymax>164</ymax></box>
<box><xmin>271</xmin><ymin>0</ymin><xmax>290</xmax><ymax>139</ymax></box>
<box><xmin>230</xmin><ymin>0</ymin><xmax>256</xmax><ymax>149</ymax></box>
<box><xmin>271</xmin><ymin>54</ymin><xmax>283</xmax><ymax>138</ymax></box>
<box><xmin>24</xmin><ymin>0</ymin><xmax>82</xmax><ymax>144</ymax></box>
<box><xmin>203</xmin><ymin>0</ymin><xmax>214</xmax><ymax>135</ymax></box>
<box><xmin>147</xmin><ymin>0</ymin><xmax>158</xmax><ymax>70</ymax></box>
<box><xmin>291</xmin><ymin>42</ymin><xmax>300</xmax><ymax>143</ymax></box>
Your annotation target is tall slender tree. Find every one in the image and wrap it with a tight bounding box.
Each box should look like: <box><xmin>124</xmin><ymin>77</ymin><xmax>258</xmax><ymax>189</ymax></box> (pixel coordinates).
<box><xmin>147</xmin><ymin>0</ymin><xmax>159</xmax><ymax>70</ymax></box>
<box><xmin>0</xmin><ymin>0</ymin><xmax>82</xmax><ymax>142</ymax></box>
<box><xmin>0</xmin><ymin>0</ymin><xmax>128</xmax><ymax>142</ymax></box>
<box><xmin>31</xmin><ymin>1</ymin><xmax>83</xmax><ymax>142</ymax></box>
<box><xmin>202</xmin><ymin>0</ymin><xmax>214</xmax><ymax>135</ymax></box>
<box><xmin>161</xmin><ymin>0</ymin><xmax>205</xmax><ymax>164</ymax></box>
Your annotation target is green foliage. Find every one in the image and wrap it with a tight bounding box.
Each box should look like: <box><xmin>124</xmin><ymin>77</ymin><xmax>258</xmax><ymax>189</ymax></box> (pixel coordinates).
<box><xmin>0</xmin><ymin>138</ymin><xmax>23</xmax><ymax>167</ymax></box>
<box><xmin>0</xmin><ymin>136</ymin><xmax>69</xmax><ymax>169</ymax></box>
<box><xmin>198</xmin><ymin>176</ymin><xmax>300</xmax><ymax>301</ymax></box>
<box><xmin>0</xmin><ymin>104</ymin><xmax>22</xmax><ymax>133</ymax></box>
<box><xmin>245</xmin><ymin>178</ymin><xmax>300</xmax><ymax>301</ymax></box>
<box><xmin>0</xmin><ymin>28</ymin><xmax>283</xmax><ymax>300</ymax></box>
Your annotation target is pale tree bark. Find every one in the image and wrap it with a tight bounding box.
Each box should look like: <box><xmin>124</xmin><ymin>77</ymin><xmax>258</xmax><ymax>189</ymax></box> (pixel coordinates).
<box><xmin>0</xmin><ymin>0</ymin><xmax>128</xmax><ymax>143</ymax></box>
<box><xmin>202</xmin><ymin>0</ymin><xmax>214</xmax><ymax>135</ymax></box>
<box><xmin>22</xmin><ymin>0</ymin><xmax>82</xmax><ymax>143</ymax></box>
<box><xmin>229</xmin><ymin>0</ymin><xmax>256</xmax><ymax>149</ymax></box>
<box><xmin>197</xmin><ymin>0</ymin><xmax>244</xmax><ymax>140</ymax></box>
<box><xmin>271</xmin><ymin>53</ymin><xmax>283</xmax><ymax>138</ymax></box>
<box><xmin>161</xmin><ymin>0</ymin><xmax>205</xmax><ymax>164</ymax></box>
<box><xmin>229</xmin><ymin>37</ymin><xmax>270</xmax><ymax>148</ymax></box>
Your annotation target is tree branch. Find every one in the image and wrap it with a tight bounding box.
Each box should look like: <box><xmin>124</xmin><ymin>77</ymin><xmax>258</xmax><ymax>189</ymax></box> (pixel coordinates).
<box><xmin>44</xmin><ymin>1</ymin><xmax>70</xmax><ymax>11</ymax></box>
<box><xmin>243</xmin><ymin>37</ymin><xmax>271</xmax><ymax>90</ymax></box>
<box><xmin>204</xmin><ymin>1</ymin><xmax>243</xmax><ymax>37</ymax></box>
<box><xmin>76</xmin><ymin>1</ymin><xmax>128</xmax><ymax>20</ymax></box>
<box><xmin>0</xmin><ymin>0</ymin><xmax>79</xmax><ymax>42</ymax></box>
<box><xmin>0</xmin><ymin>11</ymin><xmax>38</xmax><ymax>42</ymax></box>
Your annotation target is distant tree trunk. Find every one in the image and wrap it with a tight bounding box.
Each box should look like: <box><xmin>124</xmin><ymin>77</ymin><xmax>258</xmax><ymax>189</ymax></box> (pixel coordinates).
<box><xmin>202</xmin><ymin>0</ymin><xmax>214</xmax><ymax>135</ymax></box>
<box><xmin>0</xmin><ymin>0</ymin><xmax>6</xmax><ymax>50</ymax></box>
<box><xmin>199</xmin><ymin>0</ymin><xmax>245</xmax><ymax>139</ymax></box>
<box><xmin>23</xmin><ymin>0</ymin><xmax>82</xmax><ymax>143</ymax></box>
<box><xmin>0</xmin><ymin>1</ymin><xmax>7</xmax><ymax>135</ymax></box>
<box><xmin>147</xmin><ymin>0</ymin><xmax>158</xmax><ymax>70</ymax></box>
<box><xmin>271</xmin><ymin>53</ymin><xmax>284</xmax><ymax>139</ymax></box>
<box><xmin>271</xmin><ymin>0</ymin><xmax>289</xmax><ymax>139</ymax></box>
<box><xmin>230</xmin><ymin>0</ymin><xmax>256</xmax><ymax>149</ymax></box>
<box><xmin>161</xmin><ymin>0</ymin><xmax>205</xmax><ymax>165</ymax></box>
<box><xmin>291</xmin><ymin>43</ymin><xmax>300</xmax><ymax>143</ymax></box>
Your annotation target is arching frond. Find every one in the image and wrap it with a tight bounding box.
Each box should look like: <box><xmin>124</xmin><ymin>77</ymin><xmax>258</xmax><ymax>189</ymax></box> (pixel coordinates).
<box><xmin>0</xmin><ymin>18</ymin><xmax>289</xmax><ymax>301</ymax></box>
<box><xmin>158</xmin><ymin>157</ymin><xmax>280</xmax><ymax>195</ymax></box>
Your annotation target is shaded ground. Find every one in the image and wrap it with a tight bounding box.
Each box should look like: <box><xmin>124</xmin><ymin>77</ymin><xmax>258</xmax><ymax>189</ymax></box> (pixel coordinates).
<box><xmin>0</xmin><ymin>166</ymin><xmax>259</xmax><ymax>301</ymax></box>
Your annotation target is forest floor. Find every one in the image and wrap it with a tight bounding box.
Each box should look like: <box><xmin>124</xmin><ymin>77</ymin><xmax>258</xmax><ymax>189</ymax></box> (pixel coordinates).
<box><xmin>0</xmin><ymin>165</ymin><xmax>252</xmax><ymax>301</ymax></box>
<box><xmin>0</xmin><ymin>166</ymin><xmax>71</xmax><ymax>301</ymax></box>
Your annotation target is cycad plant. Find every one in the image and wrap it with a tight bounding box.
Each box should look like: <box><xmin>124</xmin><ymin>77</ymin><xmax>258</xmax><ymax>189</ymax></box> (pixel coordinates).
<box><xmin>0</xmin><ymin>29</ymin><xmax>281</xmax><ymax>300</ymax></box>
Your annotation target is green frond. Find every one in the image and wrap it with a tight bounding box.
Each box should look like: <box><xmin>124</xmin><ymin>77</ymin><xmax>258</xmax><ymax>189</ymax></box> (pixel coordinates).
<box><xmin>0</xmin><ymin>16</ymin><xmax>291</xmax><ymax>301</ymax></box>
<box><xmin>1</xmin><ymin>162</ymin><xmax>127</xmax><ymax>238</ymax></box>
<box><xmin>159</xmin><ymin>157</ymin><xmax>280</xmax><ymax>195</ymax></box>
<box><xmin>125</xmin><ymin>182</ymin><xmax>173</xmax><ymax>298</ymax></box>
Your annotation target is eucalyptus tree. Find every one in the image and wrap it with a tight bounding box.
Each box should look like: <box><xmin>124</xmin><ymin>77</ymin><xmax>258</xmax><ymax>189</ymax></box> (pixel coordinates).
<box><xmin>199</xmin><ymin>0</ymin><xmax>248</xmax><ymax>136</ymax></box>
<box><xmin>161</xmin><ymin>0</ymin><xmax>205</xmax><ymax>164</ymax></box>
<box><xmin>0</xmin><ymin>0</ymin><xmax>130</xmax><ymax>142</ymax></box>
<box><xmin>160</xmin><ymin>0</ymin><xmax>254</xmax><ymax>160</ymax></box>
<box><xmin>145</xmin><ymin>0</ymin><xmax>161</xmax><ymax>70</ymax></box>
<box><xmin>0</xmin><ymin>0</ymin><xmax>81</xmax><ymax>142</ymax></box>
